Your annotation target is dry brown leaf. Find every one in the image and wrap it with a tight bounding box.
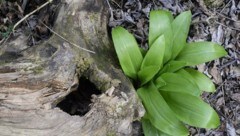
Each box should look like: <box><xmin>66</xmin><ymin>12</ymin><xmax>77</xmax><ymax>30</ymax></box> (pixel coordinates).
<box><xmin>231</xmin><ymin>93</ymin><xmax>240</xmax><ymax>103</ymax></box>
<box><xmin>210</xmin><ymin>63</ymin><xmax>223</xmax><ymax>84</ymax></box>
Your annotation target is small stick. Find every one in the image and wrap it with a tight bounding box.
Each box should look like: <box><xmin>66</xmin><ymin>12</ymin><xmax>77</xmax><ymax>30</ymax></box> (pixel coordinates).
<box><xmin>106</xmin><ymin>0</ymin><xmax>114</xmax><ymax>21</ymax></box>
<box><xmin>220</xmin><ymin>59</ymin><xmax>237</xmax><ymax>70</ymax></box>
<box><xmin>13</xmin><ymin>0</ymin><xmax>53</xmax><ymax>31</ymax></box>
<box><xmin>216</xmin><ymin>12</ymin><xmax>240</xmax><ymax>23</ymax></box>
<box><xmin>40</xmin><ymin>21</ymin><xmax>95</xmax><ymax>54</ymax></box>
<box><xmin>216</xmin><ymin>22</ymin><xmax>240</xmax><ymax>31</ymax></box>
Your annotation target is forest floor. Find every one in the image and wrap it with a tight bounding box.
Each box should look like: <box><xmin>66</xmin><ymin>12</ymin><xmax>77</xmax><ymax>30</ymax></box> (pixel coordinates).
<box><xmin>0</xmin><ymin>0</ymin><xmax>239</xmax><ymax>135</ymax></box>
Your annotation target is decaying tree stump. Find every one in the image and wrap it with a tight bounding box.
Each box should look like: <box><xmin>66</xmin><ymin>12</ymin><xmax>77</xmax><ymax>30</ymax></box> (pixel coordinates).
<box><xmin>0</xmin><ymin>0</ymin><xmax>144</xmax><ymax>135</ymax></box>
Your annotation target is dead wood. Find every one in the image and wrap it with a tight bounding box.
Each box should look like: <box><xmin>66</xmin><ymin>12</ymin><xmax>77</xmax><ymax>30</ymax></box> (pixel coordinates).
<box><xmin>0</xmin><ymin>0</ymin><xmax>144</xmax><ymax>135</ymax></box>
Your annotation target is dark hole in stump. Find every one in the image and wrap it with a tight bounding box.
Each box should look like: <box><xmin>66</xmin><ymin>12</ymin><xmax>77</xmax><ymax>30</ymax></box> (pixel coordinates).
<box><xmin>57</xmin><ymin>77</ymin><xmax>101</xmax><ymax>116</ymax></box>
<box><xmin>132</xmin><ymin>121</ymin><xmax>144</xmax><ymax>136</ymax></box>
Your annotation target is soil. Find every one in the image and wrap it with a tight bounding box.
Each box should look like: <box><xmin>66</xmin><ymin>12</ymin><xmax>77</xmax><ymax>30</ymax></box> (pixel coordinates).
<box><xmin>0</xmin><ymin>0</ymin><xmax>239</xmax><ymax>135</ymax></box>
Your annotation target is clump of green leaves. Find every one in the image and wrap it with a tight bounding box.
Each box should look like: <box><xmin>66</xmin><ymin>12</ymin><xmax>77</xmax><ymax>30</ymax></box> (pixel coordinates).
<box><xmin>112</xmin><ymin>10</ymin><xmax>227</xmax><ymax>136</ymax></box>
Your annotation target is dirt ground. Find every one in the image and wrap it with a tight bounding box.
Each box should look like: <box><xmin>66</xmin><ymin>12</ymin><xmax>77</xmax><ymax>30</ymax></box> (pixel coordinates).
<box><xmin>0</xmin><ymin>0</ymin><xmax>239</xmax><ymax>136</ymax></box>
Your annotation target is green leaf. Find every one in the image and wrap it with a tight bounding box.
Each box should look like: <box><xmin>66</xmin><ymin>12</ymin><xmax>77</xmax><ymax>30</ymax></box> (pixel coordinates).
<box><xmin>165</xmin><ymin>11</ymin><xmax>174</xmax><ymax>22</ymax></box>
<box><xmin>157</xmin><ymin>60</ymin><xmax>187</xmax><ymax>76</ymax></box>
<box><xmin>138</xmin><ymin>66</ymin><xmax>159</xmax><ymax>86</ymax></box>
<box><xmin>149</xmin><ymin>10</ymin><xmax>173</xmax><ymax>63</ymax></box>
<box><xmin>154</xmin><ymin>76</ymin><xmax>166</xmax><ymax>88</ymax></box>
<box><xmin>159</xmin><ymin>73</ymin><xmax>201</xmax><ymax>96</ymax></box>
<box><xmin>176</xmin><ymin>42</ymin><xmax>227</xmax><ymax>66</ymax></box>
<box><xmin>142</xmin><ymin>118</ymin><xmax>171</xmax><ymax>136</ymax></box>
<box><xmin>137</xmin><ymin>82</ymin><xmax>188</xmax><ymax>136</ymax></box>
<box><xmin>141</xmin><ymin>35</ymin><xmax>165</xmax><ymax>69</ymax></box>
<box><xmin>176</xmin><ymin>69</ymin><xmax>202</xmax><ymax>94</ymax></box>
<box><xmin>138</xmin><ymin>35</ymin><xmax>165</xmax><ymax>85</ymax></box>
<box><xmin>185</xmin><ymin>68</ymin><xmax>215</xmax><ymax>92</ymax></box>
<box><xmin>112</xmin><ymin>26</ymin><xmax>143</xmax><ymax>79</ymax></box>
<box><xmin>162</xmin><ymin>92</ymin><xmax>220</xmax><ymax>128</ymax></box>
<box><xmin>171</xmin><ymin>11</ymin><xmax>192</xmax><ymax>59</ymax></box>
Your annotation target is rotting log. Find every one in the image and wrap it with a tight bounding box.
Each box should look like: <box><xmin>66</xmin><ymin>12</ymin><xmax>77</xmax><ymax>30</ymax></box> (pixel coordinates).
<box><xmin>0</xmin><ymin>0</ymin><xmax>144</xmax><ymax>135</ymax></box>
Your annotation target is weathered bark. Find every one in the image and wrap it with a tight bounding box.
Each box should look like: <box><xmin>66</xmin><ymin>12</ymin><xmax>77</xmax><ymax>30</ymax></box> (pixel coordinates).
<box><xmin>0</xmin><ymin>0</ymin><xmax>144</xmax><ymax>135</ymax></box>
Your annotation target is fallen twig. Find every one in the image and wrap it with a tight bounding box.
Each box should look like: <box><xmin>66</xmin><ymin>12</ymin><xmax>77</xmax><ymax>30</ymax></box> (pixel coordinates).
<box><xmin>216</xmin><ymin>22</ymin><xmax>240</xmax><ymax>31</ymax></box>
<box><xmin>40</xmin><ymin>21</ymin><xmax>95</xmax><ymax>54</ymax></box>
<box><xmin>13</xmin><ymin>0</ymin><xmax>53</xmax><ymax>31</ymax></box>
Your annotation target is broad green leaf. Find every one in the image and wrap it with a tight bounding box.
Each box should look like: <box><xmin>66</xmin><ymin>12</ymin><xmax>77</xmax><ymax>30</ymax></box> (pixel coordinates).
<box><xmin>185</xmin><ymin>68</ymin><xmax>215</xmax><ymax>92</ymax></box>
<box><xmin>162</xmin><ymin>92</ymin><xmax>220</xmax><ymax>128</ymax></box>
<box><xmin>149</xmin><ymin>10</ymin><xmax>173</xmax><ymax>63</ymax></box>
<box><xmin>138</xmin><ymin>66</ymin><xmax>159</xmax><ymax>85</ymax></box>
<box><xmin>165</xmin><ymin>11</ymin><xmax>174</xmax><ymax>22</ymax></box>
<box><xmin>138</xmin><ymin>35</ymin><xmax>165</xmax><ymax>85</ymax></box>
<box><xmin>176</xmin><ymin>42</ymin><xmax>227</xmax><ymax>66</ymax></box>
<box><xmin>159</xmin><ymin>73</ymin><xmax>201</xmax><ymax>96</ymax></box>
<box><xmin>141</xmin><ymin>35</ymin><xmax>165</xmax><ymax>69</ymax></box>
<box><xmin>137</xmin><ymin>82</ymin><xmax>188</xmax><ymax>136</ymax></box>
<box><xmin>176</xmin><ymin>69</ymin><xmax>202</xmax><ymax>95</ymax></box>
<box><xmin>112</xmin><ymin>26</ymin><xmax>143</xmax><ymax>79</ymax></box>
<box><xmin>154</xmin><ymin>76</ymin><xmax>166</xmax><ymax>88</ymax></box>
<box><xmin>157</xmin><ymin>60</ymin><xmax>187</xmax><ymax>76</ymax></box>
<box><xmin>171</xmin><ymin>11</ymin><xmax>192</xmax><ymax>59</ymax></box>
<box><xmin>142</xmin><ymin>118</ymin><xmax>171</xmax><ymax>136</ymax></box>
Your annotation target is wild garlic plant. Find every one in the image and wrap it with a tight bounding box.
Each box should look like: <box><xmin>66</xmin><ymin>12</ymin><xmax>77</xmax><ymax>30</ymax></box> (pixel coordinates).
<box><xmin>111</xmin><ymin>10</ymin><xmax>227</xmax><ymax>136</ymax></box>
